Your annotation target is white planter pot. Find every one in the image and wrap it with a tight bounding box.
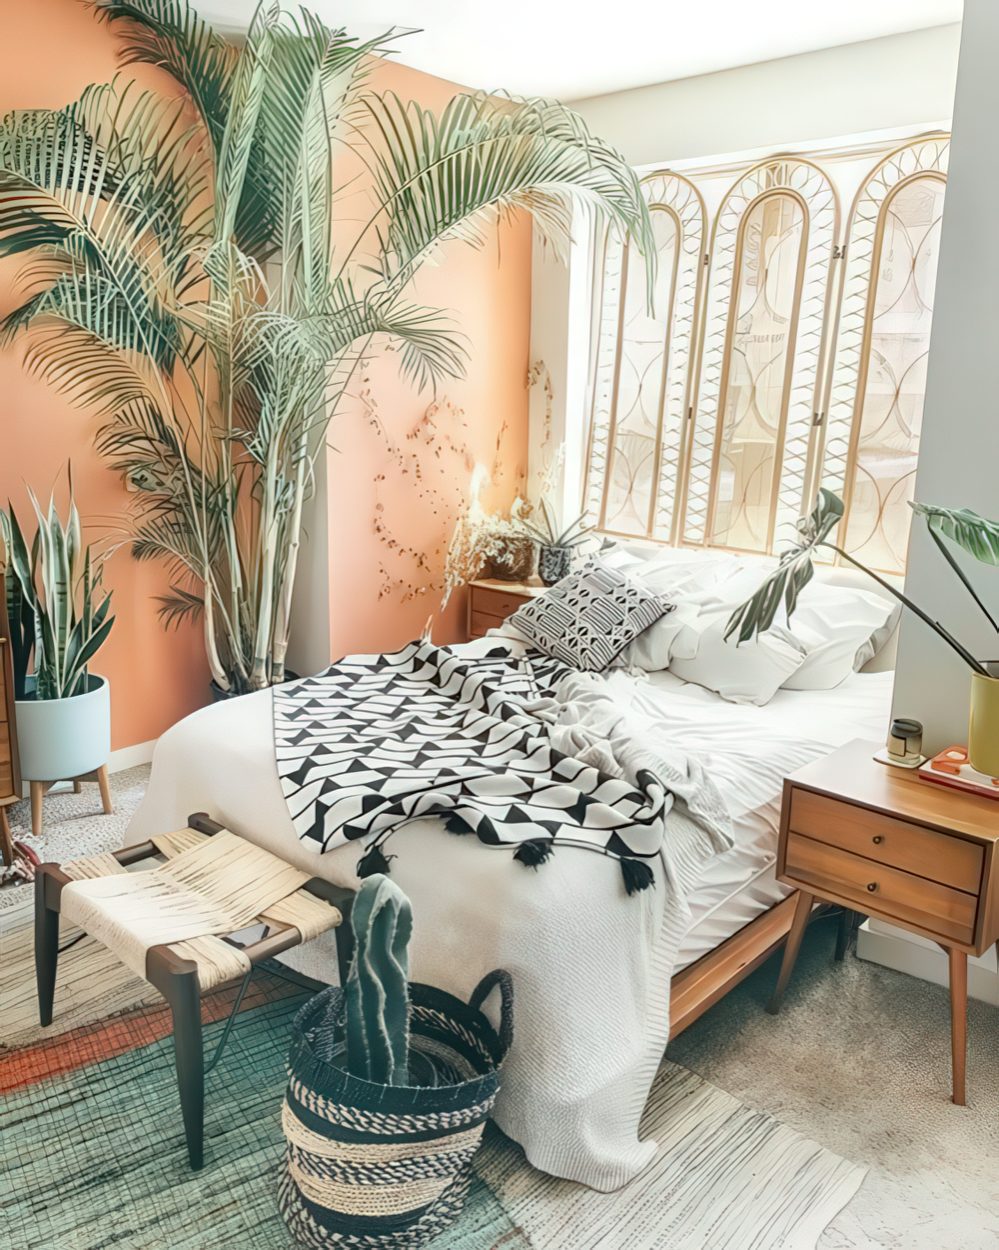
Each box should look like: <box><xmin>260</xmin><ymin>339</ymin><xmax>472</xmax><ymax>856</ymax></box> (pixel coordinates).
<box><xmin>15</xmin><ymin>674</ymin><xmax>111</xmax><ymax>782</ymax></box>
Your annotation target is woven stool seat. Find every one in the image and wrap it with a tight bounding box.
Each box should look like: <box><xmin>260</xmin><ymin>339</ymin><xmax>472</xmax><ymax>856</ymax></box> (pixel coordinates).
<box><xmin>61</xmin><ymin>829</ymin><xmax>340</xmax><ymax>991</ymax></box>
<box><xmin>34</xmin><ymin>813</ymin><xmax>354</xmax><ymax>1171</ymax></box>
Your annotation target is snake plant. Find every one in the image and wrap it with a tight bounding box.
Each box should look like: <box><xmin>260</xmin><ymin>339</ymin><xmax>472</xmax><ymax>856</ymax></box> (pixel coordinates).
<box><xmin>0</xmin><ymin>472</ymin><xmax>115</xmax><ymax>700</ymax></box>
<box><xmin>726</xmin><ymin>488</ymin><xmax>999</xmax><ymax>675</ymax></box>
<box><xmin>0</xmin><ymin>0</ymin><xmax>653</xmax><ymax>694</ymax></box>
<box><xmin>344</xmin><ymin>874</ymin><xmax>413</xmax><ymax>1087</ymax></box>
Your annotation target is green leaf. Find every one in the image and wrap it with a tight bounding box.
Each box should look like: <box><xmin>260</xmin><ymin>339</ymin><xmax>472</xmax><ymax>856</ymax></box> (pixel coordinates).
<box><xmin>725</xmin><ymin>489</ymin><xmax>844</xmax><ymax>643</ymax></box>
<box><xmin>910</xmin><ymin>502</ymin><xmax>999</xmax><ymax>566</ymax></box>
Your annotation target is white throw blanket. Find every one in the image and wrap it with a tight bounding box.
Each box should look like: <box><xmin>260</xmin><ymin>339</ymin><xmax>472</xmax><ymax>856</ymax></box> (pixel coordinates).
<box><xmin>126</xmin><ymin>640</ymin><xmax>732</xmax><ymax>1190</ymax></box>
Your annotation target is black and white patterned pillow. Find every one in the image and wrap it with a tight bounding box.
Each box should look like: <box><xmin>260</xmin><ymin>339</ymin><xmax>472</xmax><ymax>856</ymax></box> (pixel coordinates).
<box><xmin>508</xmin><ymin>559</ymin><xmax>674</xmax><ymax>672</ymax></box>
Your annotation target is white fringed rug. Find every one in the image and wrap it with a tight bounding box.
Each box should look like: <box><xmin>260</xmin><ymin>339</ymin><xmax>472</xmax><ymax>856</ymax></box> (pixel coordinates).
<box><xmin>477</xmin><ymin>1060</ymin><xmax>864</xmax><ymax>1250</ymax></box>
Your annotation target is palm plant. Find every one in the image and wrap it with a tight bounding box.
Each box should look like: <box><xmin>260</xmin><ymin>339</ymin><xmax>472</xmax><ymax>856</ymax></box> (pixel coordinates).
<box><xmin>0</xmin><ymin>0</ymin><xmax>653</xmax><ymax>693</ymax></box>
<box><xmin>726</xmin><ymin>488</ymin><xmax>999</xmax><ymax>675</ymax></box>
<box><xmin>0</xmin><ymin>471</ymin><xmax>115</xmax><ymax>700</ymax></box>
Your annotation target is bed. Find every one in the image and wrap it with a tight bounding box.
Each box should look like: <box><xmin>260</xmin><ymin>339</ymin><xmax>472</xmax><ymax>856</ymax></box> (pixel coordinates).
<box><xmin>125</xmin><ymin>566</ymin><xmax>895</xmax><ymax>1194</ymax></box>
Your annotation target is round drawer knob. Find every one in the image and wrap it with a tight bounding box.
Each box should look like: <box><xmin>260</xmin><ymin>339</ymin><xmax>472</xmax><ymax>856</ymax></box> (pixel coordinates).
<box><xmin>867</xmin><ymin>881</ymin><xmax>879</xmax><ymax>893</ymax></box>
<box><xmin>872</xmin><ymin>835</ymin><xmax>883</xmax><ymax>845</ymax></box>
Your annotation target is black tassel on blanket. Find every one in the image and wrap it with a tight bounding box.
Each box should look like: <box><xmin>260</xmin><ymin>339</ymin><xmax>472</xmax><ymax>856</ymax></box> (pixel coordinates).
<box><xmin>513</xmin><ymin>839</ymin><xmax>554</xmax><ymax>869</ymax></box>
<box><xmin>356</xmin><ymin>841</ymin><xmax>396</xmax><ymax>878</ymax></box>
<box><xmin>619</xmin><ymin>856</ymin><xmax>655</xmax><ymax>896</ymax></box>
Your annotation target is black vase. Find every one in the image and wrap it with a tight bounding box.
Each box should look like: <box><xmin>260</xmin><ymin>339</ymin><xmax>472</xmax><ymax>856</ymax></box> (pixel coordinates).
<box><xmin>538</xmin><ymin>544</ymin><xmax>573</xmax><ymax>586</ymax></box>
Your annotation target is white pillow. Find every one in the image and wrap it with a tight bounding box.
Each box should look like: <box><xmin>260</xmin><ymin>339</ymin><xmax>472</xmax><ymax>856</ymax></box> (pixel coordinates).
<box><xmin>780</xmin><ymin>584</ymin><xmax>900</xmax><ymax>690</ymax></box>
<box><xmin>607</xmin><ymin>547</ymin><xmax>743</xmax><ymax>670</ymax></box>
<box><xmin>690</xmin><ymin>560</ymin><xmax>899</xmax><ymax>690</ymax></box>
<box><xmin>669</xmin><ymin>613</ymin><xmax>807</xmax><ymax>705</ymax></box>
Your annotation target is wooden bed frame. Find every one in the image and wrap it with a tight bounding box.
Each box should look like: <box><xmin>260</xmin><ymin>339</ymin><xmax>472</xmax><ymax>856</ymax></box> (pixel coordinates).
<box><xmin>668</xmin><ymin>893</ymin><xmax>800</xmax><ymax>1039</ymax></box>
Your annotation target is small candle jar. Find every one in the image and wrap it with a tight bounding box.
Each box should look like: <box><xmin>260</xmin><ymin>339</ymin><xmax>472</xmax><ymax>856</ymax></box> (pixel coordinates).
<box><xmin>887</xmin><ymin>717</ymin><xmax>923</xmax><ymax>766</ymax></box>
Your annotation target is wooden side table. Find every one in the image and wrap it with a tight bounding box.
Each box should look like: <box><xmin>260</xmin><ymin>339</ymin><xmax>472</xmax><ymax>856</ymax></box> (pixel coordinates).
<box><xmin>466</xmin><ymin>578</ymin><xmax>547</xmax><ymax>640</ymax></box>
<box><xmin>769</xmin><ymin>738</ymin><xmax>999</xmax><ymax>1106</ymax></box>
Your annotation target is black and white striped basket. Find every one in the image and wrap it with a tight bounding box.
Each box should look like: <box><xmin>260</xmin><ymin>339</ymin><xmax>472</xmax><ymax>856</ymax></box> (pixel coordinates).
<box><xmin>279</xmin><ymin>970</ymin><xmax>513</xmax><ymax>1249</ymax></box>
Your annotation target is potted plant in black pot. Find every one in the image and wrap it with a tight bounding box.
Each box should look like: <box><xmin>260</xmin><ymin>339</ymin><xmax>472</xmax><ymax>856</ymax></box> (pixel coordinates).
<box><xmin>1</xmin><ymin>471</ymin><xmax>115</xmax><ymax>834</ymax></box>
<box><xmin>280</xmin><ymin>874</ymin><xmax>513</xmax><ymax>1248</ymax></box>
<box><xmin>520</xmin><ymin>499</ymin><xmax>593</xmax><ymax>586</ymax></box>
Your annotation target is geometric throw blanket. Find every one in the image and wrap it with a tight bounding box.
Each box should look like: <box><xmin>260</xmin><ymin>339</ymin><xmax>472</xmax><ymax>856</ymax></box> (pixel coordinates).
<box><xmin>273</xmin><ymin>641</ymin><xmax>670</xmax><ymax>895</ymax></box>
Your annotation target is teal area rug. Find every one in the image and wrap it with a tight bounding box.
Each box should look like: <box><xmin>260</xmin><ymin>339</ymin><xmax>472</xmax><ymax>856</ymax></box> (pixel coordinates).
<box><xmin>2</xmin><ymin>987</ymin><xmax>865</xmax><ymax>1250</ymax></box>
<box><xmin>2</xmin><ymin>994</ymin><xmax>526</xmax><ymax>1250</ymax></box>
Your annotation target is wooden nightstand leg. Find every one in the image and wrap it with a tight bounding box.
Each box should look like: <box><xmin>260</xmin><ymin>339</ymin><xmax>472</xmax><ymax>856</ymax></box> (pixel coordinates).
<box><xmin>767</xmin><ymin>890</ymin><xmax>814</xmax><ymax>1014</ymax></box>
<box><xmin>948</xmin><ymin>947</ymin><xmax>968</xmax><ymax>1107</ymax></box>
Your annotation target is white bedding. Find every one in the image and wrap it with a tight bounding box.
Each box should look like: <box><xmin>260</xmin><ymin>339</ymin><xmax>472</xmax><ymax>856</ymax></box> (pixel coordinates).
<box><xmin>126</xmin><ymin>645</ymin><xmax>892</xmax><ymax>1190</ymax></box>
<box><xmin>652</xmin><ymin>669</ymin><xmax>894</xmax><ymax>969</ymax></box>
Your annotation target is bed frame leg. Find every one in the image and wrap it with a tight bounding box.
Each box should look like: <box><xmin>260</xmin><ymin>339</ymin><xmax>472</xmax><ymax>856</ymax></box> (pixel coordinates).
<box><xmin>834</xmin><ymin>908</ymin><xmax>853</xmax><ymax>961</ymax></box>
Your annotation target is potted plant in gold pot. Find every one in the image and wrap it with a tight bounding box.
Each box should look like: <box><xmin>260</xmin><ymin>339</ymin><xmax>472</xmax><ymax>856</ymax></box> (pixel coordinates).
<box><xmin>729</xmin><ymin>490</ymin><xmax>999</xmax><ymax>774</ymax></box>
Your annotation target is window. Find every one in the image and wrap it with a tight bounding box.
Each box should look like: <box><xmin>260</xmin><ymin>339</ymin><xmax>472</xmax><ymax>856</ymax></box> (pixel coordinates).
<box><xmin>583</xmin><ymin>135</ymin><xmax>949</xmax><ymax>573</ymax></box>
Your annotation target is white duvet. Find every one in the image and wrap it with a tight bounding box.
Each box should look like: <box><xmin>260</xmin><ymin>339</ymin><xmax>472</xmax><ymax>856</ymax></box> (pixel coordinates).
<box><xmin>126</xmin><ymin>640</ymin><xmax>892</xmax><ymax>1191</ymax></box>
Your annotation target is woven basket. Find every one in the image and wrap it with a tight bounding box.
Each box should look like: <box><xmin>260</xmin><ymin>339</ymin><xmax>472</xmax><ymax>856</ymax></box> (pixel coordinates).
<box><xmin>279</xmin><ymin>971</ymin><xmax>513</xmax><ymax>1249</ymax></box>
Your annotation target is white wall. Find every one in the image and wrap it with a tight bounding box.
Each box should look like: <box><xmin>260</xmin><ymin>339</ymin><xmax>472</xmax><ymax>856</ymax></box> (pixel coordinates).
<box><xmin>891</xmin><ymin>0</ymin><xmax>999</xmax><ymax>754</ymax></box>
<box><xmin>569</xmin><ymin>24</ymin><xmax>960</xmax><ymax>168</ymax></box>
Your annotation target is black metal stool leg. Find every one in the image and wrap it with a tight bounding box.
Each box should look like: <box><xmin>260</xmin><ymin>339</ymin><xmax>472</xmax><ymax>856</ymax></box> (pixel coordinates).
<box><xmin>149</xmin><ymin>948</ymin><xmax>204</xmax><ymax>1171</ymax></box>
<box><xmin>35</xmin><ymin>866</ymin><xmax>60</xmax><ymax>1026</ymax></box>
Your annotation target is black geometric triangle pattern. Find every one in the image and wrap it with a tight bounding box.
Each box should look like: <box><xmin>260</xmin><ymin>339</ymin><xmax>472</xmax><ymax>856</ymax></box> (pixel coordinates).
<box><xmin>273</xmin><ymin>640</ymin><xmax>667</xmax><ymax>889</ymax></box>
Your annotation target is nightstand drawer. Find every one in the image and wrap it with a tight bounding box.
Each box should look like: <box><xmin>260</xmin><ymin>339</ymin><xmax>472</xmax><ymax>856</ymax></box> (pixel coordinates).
<box><xmin>469</xmin><ymin>610</ymin><xmax>507</xmax><ymax>638</ymax></box>
<box><xmin>784</xmin><ymin>832</ymin><xmax>978</xmax><ymax>944</ymax></box>
<box><xmin>472</xmin><ymin>586</ymin><xmax>533</xmax><ymax>619</ymax></box>
<box><xmin>788</xmin><ymin>788</ymin><xmax>983</xmax><ymax>893</ymax></box>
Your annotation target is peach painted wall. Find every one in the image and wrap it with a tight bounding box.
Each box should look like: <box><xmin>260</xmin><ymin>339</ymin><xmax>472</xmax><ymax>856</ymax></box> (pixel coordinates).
<box><xmin>326</xmin><ymin>59</ymin><xmax>532</xmax><ymax>658</ymax></box>
<box><xmin>0</xmin><ymin>3</ymin><xmax>533</xmax><ymax>744</ymax></box>
<box><xmin>0</xmin><ymin>0</ymin><xmax>206</xmax><ymax>753</ymax></box>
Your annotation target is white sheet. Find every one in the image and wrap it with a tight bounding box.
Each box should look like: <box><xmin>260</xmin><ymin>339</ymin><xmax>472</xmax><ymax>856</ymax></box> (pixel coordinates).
<box><xmin>126</xmin><ymin>648</ymin><xmax>892</xmax><ymax>1190</ymax></box>
<box><xmin>638</xmin><ymin>668</ymin><xmax>894</xmax><ymax>970</ymax></box>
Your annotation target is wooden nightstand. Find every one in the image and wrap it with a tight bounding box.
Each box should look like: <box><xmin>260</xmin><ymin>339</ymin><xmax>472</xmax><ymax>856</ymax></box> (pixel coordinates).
<box><xmin>466</xmin><ymin>578</ymin><xmax>547</xmax><ymax>640</ymax></box>
<box><xmin>770</xmin><ymin>738</ymin><xmax>999</xmax><ymax>1106</ymax></box>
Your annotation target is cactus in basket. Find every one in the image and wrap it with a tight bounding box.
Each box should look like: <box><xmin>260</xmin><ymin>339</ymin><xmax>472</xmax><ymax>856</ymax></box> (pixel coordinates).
<box><xmin>344</xmin><ymin>875</ymin><xmax>414</xmax><ymax>1087</ymax></box>
<box><xmin>0</xmin><ymin>470</ymin><xmax>115</xmax><ymax>700</ymax></box>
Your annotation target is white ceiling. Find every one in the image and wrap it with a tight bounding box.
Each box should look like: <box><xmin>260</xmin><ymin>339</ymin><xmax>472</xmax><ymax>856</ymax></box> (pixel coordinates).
<box><xmin>201</xmin><ymin>0</ymin><xmax>963</xmax><ymax>101</ymax></box>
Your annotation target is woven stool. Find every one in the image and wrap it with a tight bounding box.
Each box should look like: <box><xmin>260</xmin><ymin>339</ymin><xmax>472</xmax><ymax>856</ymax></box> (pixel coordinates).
<box><xmin>34</xmin><ymin>812</ymin><xmax>354</xmax><ymax>1170</ymax></box>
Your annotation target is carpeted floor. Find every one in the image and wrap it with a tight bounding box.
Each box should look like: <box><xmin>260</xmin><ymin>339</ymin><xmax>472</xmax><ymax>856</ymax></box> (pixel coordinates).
<box><xmin>1</xmin><ymin>768</ymin><xmax>997</xmax><ymax>1248</ymax></box>
<box><xmin>668</xmin><ymin>916</ymin><xmax>999</xmax><ymax>1249</ymax></box>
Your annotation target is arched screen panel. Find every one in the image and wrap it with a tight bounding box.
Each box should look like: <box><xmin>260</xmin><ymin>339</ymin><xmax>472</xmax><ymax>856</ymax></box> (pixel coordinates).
<box><xmin>583</xmin><ymin>173</ymin><xmax>706</xmax><ymax>541</ymax></box>
<box><xmin>683</xmin><ymin>158</ymin><xmax>838</xmax><ymax>553</ymax></box>
<box><xmin>821</xmin><ymin>138</ymin><xmax>949</xmax><ymax>573</ymax></box>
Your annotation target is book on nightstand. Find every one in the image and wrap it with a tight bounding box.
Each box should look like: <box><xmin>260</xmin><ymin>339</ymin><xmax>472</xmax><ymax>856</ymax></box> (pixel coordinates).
<box><xmin>918</xmin><ymin>745</ymin><xmax>999</xmax><ymax>801</ymax></box>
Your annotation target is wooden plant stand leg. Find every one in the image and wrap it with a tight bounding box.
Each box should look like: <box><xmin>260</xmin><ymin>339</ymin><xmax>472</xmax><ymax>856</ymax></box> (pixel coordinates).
<box><xmin>948</xmin><ymin>946</ymin><xmax>968</xmax><ymax>1107</ymax></box>
<box><xmin>30</xmin><ymin>781</ymin><xmax>45</xmax><ymax>838</ymax></box>
<box><xmin>96</xmin><ymin>764</ymin><xmax>112</xmax><ymax>815</ymax></box>
<box><xmin>767</xmin><ymin>890</ymin><xmax>814</xmax><ymax>1014</ymax></box>
<box><xmin>148</xmin><ymin>946</ymin><xmax>204</xmax><ymax>1171</ymax></box>
<box><xmin>72</xmin><ymin>779</ymin><xmax>81</xmax><ymax>794</ymax></box>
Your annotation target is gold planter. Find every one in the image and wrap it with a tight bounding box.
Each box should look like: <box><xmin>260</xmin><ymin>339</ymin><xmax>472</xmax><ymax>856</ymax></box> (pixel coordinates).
<box><xmin>968</xmin><ymin>671</ymin><xmax>999</xmax><ymax>776</ymax></box>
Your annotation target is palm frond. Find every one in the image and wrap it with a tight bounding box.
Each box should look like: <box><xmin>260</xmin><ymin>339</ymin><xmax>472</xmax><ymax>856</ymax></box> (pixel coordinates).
<box><xmin>353</xmin><ymin>90</ymin><xmax>655</xmax><ymax>292</ymax></box>
<box><xmin>93</xmin><ymin>0</ymin><xmax>237</xmax><ymax>159</ymax></box>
